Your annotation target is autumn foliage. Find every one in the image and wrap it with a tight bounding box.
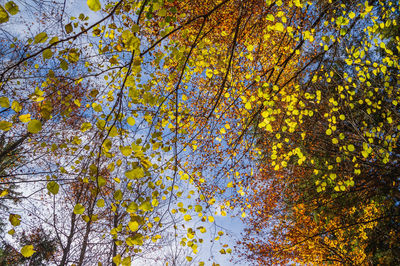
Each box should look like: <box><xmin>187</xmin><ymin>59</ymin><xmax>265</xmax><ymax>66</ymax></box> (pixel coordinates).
<box><xmin>0</xmin><ymin>0</ymin><xmax>399</xmax><ymax>265</ymax></box>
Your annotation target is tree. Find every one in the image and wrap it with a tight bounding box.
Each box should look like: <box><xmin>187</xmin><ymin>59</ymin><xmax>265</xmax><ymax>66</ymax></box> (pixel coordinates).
<box><xmin>236</xmin><ymin>0</ymin><xmax>400</xmax><ymax>264</ymax></box>
<box><xmin>1</xmin><ymin>0</ymin><xmax>398</xmax><ymax>265</ymax></box>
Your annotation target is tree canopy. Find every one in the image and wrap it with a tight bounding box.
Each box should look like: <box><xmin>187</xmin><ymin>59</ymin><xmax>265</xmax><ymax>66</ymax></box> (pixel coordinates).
<box><xmin>0</xmin><ymin>0</ymin><xmax>399</xmax><ymax>265</ymax></box>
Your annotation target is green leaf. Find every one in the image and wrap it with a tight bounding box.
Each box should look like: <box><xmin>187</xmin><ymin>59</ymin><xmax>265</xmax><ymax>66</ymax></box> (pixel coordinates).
<box><xmin>27</xmin><ymin>120</ymin><xmax>42</xmax><ymax>133</ymax></box>
<box><xmin>21</xmin><ymin>245</ymin><xmax>35</xmax><ymax>258</ymax></box>
<box><xmin>73</xmin><ymin>204</ymin><xmax>85</xmax><ymax>214</ymax></box>
<box><xmin>34</xmin><ymin>32</ymin><xmax>48</xmax><ymax>43</ymax></box>
<box><xmin>5</xmin><ymin>1</ymin><xmax>19</xmax><ymax>15</ymax></box>
<box><xmin>87</xmin><ymin>0</ymin><xmax>101</xmax><ymax>11</ymax></box>
<box><xmin>0</xmin><ymin>6</ymin><xmax>9</xmax><ymax>23</ymax></box>
<box><xmin>47</xmin><ymin>181</ymin><xmax>59</xmax><ymax>195</ymax></box>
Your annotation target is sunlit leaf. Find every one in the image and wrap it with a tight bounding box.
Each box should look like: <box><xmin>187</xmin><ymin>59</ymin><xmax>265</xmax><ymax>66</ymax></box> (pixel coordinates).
<box><xmin>27</xmin><ymin>120</ymin><xmax>42</xmax><ymax>133</ymax></box>
<box><xmin>73</xmin><ymin>204</ymin><xmax>85</xmax><ymax>215</ymax></box>
<box><xmin>21</xmin><ymin>245</ymin><xmax>35</xmax><ymax>258</ymax></box>
<box><xmin>87</xmin><ymin>0</ymin><xmax>101</xmax><ymax>11</ymax></box>
<box><xmin>5</xmin><ymin>1</ymin><xmax>18</xmax><ymax>15</ymax></box>
<box><xmin>47</xmin><ymin>181</ymin><xmax>59</xmax><ymax>195</ymax></box>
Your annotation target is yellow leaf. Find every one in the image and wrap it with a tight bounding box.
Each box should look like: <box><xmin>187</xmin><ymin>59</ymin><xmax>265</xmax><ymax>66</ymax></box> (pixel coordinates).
<box><xmin>27</xmin><ymin>120</ymin><xmax>42</xmax><ymax>133</ymax></box>
<box><xmin>0</xmin><ymin>190</ymin><xmax>8</xmax><ymax>197</ymax></box>
<box><xmin>102</xmin><ymin>139</ymin><xmax>112</xmax><ymax>152</ymax></box>
<box><xmin>34</xmin><ymin>32</ymin><xmax>48</xmax><ymax>43</ymax></box>
<box><xmin>125</xmin><ymin>167</ymin><xmax>144</xmax><ymax>179</ymax></box>
<box><xmin>96</xmin><ymin>199</ymin><xmax>105</xmax><ymax>208</ymax></box>
<box><xmin>127</xmin><ymin>117</ymin><xmax>135</xmax><ymax>126</ymax></box>
<box><xmin>0</xmin><ymin>6</ymin><xmax>9</xmax><ymax>23</ymax></box>
<box><xmin>21</xmin><ymin>245</ymin><xmax>35</xmax><ymax>258</ymax></box>
<box><xmin>19</xmin><ymin>114</ymin><xmax>31</xmax><ymax>123</ymax></box>
<box><xmin>9</xmin><ymin>214</ymin><xmax>21</xmax><ymax>226</ymax></box>
<box><xmin>121</xmin><ymin>256</ymin><xmax>131</xmax><ymax>266</ymax></box>
<box><xmin>42</xmin><ymin>48</ymin><xmax>53</xmax><ymax>59</ymax></box>
<box><xmin>0</xmin><ymin>97</ymin><xmax>10</xmax><ymax>108</ymax></box>
<box><xmin>120</xmin><ymin>146</ymin><xmax>132</xmax><ymax>156</ymax></box>
<box><xmin>92</xmin><ymin>102</ymin><xmax>102</xmax><ymax>112</ymax></box>
<box><xmin>0</xmin><ymin>121</ymin><xmax>12</xmax><ymax>131</ymax></box>
<box><xmin>326</xmin><ymin>128</ymin><xmax>332</xmax><ymax>135</ymax></box>
<box><xmin>139</xmin><ymin>201</ymin><xmax>152</xmax><ymax>212</ymax></box>
<box><xmin>127</xmin><ymin>201</ymin><xmax>138</xmax><ymax>213</ymax></box>
<box><xmin>5</xmin><ymin>2</ymin><xmax>19</xmax><ymax>15</ymax></box>
<box><xmin>348</xmin><ymin>144</ymin><xmax>355</xmax><ymax>152</ymax></box>
<box><xmin>128</xmin><ymin>221</ymin><xmax>139</xmax><ymax>232</ymax></box>
<box><xmin>11</xmin><ymin>101</ymin><xmax>22</xmax><ymax>112</ymax></box>
<box><xmin>73</xmin><ymin>204</ymin><xmax>85</xmax><ymax>214</ymax></box>
<box><xmin>80</xmin><ymin>122</ymin><xmax>92</xmax><ymax>132</ymax></box>
<box><xmin>274</xmin><ymin>22</ymin><xmax>284</xmax><ymax>32</ymax></box>
<box><xmin>47</xmin><ymin>181</ymin><xmax>59</xmax><ymax>195</ymax></box>
<box><xmin>87</xmin><ymin>0</ymin><xmax>101</xmax><ymax>11</ymax></box>
<box><xmin>266</xmin><ymin>14</ymin><xmax>274</xmax><ymax>21</ymax></box>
